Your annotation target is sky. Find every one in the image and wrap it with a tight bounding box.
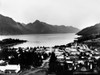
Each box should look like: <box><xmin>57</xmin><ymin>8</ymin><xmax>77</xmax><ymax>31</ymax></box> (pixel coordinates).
<box><xmin>0</xmin><ymin>0</ymin><xmax>100</xmax><ymax>29</ymax></box>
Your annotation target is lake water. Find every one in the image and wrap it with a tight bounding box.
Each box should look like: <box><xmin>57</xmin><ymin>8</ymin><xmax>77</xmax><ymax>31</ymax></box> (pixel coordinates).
<box><xmin>0</xmin><ymin>33</ymin><xmax>77</xmax><ymax>47</ymax></box>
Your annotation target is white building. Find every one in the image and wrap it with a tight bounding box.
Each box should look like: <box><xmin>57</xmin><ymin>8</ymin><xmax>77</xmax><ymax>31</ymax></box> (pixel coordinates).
<box><xmin>0</xmin><ymin>60</ymin><xmax>20</xmax><ymax>73</ymax></box>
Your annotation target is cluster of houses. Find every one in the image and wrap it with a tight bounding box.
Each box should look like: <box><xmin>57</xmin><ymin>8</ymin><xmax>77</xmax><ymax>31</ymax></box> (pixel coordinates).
<box><xmin>53</xmin><ymin>43</ymin><xmax>100</xmax><ymax>74</ymax></box>
<box><xmin>0</xmin><ymin>43</ymin><xmax>100</xmax><ymax>74</ymax></box>
<box><xmin>0</xmin><ymin>47</ymin><xmax>52</xmax><ymax>74</ymax></box>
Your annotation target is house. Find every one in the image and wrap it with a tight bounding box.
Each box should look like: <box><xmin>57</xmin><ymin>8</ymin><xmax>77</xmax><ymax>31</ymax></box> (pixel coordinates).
<box><xmin>0</xmin><ymin>60</ymin><xmax>20</xmax><ymax>73</ymax></box>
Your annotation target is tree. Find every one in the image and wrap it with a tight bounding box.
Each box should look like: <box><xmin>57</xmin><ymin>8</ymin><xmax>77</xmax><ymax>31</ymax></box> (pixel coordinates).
<box><xmin>49</xmin><ymin>52</ymin><xmax>57</xmax><ymax>73</ymax></box>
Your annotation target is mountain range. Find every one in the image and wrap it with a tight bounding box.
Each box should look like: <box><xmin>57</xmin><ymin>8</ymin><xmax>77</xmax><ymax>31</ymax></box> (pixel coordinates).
<box><xmin>0</xmin><ymin>14</ymin><xmax>79</xmax><ymax>35</ymax></box>
<box><xmin>77</xmin><ymin>23</ymin><xmax>100</xmax><ymax>36</ymax></box>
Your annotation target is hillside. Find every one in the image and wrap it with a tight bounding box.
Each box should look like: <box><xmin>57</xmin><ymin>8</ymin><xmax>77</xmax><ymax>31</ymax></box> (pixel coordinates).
<box><xmin>77</xmin><ymin>23</ymin><xmax>100</xmax><ymax>36</ymax></box>
<box><xmin>76</xmin><ymin>23</ymin><xmax>100</xmax><ymax>49</ymax></box>
<box><xmin>0</xmin><ymin>14</ymin><xmax>79</xmax><ymax>35</ymax></box>
<box><xmin>0</xmin><ymin>14</ymin><xmax>24</xmax><ymax>35</ymax></box>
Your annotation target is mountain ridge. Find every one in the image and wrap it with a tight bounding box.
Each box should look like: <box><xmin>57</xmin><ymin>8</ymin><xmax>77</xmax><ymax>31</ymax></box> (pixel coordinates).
<box><xmin>0</xmin><ymin>14</ymin><xmax>80</xmax><ymax>35</ymax></box>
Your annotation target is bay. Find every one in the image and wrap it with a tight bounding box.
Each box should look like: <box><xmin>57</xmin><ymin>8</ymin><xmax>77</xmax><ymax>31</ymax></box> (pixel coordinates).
<box><xmin>0</xmin><ymin>33</ymin><xmax>77</xmax><ymax>47</ymax></box>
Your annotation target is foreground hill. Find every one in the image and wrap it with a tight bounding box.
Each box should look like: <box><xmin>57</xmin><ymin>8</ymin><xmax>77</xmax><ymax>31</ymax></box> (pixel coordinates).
<box><xmin>0</xmin><ymin>14</ymin><xmax>79</xmax><ymax>35</ymax></box>
<box><xmin>76</xmin><ymin>23</ymin><xmax>100</xmax><ymax>49</ymax></box>
<box><xmin>77</xmin><ymin>23</ymin><xmax>100</xmax><ymax>36</ymax></box>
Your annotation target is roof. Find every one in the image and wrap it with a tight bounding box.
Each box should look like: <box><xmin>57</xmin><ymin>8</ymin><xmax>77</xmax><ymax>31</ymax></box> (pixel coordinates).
<box><xmin>0</xmin><ymin>64</ymin><xmax>20</xmax><ymax>73</ymax></box>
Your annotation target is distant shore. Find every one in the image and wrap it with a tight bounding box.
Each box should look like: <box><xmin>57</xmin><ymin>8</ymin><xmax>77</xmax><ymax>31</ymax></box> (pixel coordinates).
<box><xmin>0</xmin><ymin>38</ymin><xmax>27</xmax><ymax>48</ymax></box>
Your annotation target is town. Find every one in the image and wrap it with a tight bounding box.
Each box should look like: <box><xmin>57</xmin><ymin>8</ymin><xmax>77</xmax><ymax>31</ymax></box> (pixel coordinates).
<box><xmin>0</xmin><ymin>42</ymin><xmax>100</xmax><ymax>75</ymax></box>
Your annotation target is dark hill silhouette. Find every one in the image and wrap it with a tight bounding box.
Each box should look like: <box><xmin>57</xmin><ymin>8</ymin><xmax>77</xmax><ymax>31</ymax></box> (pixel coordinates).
<box><xmin>0</xmin><ymin>14</ymin><xmax>22</xmax><ymax>34</ymax></box>
<box><xmin>0</xmin><ymin>14</ymin><xmax>31</xmax><ymax>35</ymax></box>
<box><xmin>0</xmin><ymin>14</ymin><xmax>79</xmax><ymax>35</ymax></box>
<box><xmin>77</xmin><ymin>23</ymin><xmax>100</xmax><ymax>36</ymax></box>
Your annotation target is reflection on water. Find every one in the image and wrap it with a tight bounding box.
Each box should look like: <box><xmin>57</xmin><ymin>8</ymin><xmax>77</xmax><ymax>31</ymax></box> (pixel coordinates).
<box><xmin>0</xmin><ymin>33</ymin><xmax>77</xmax><ymax>47</ymax></box>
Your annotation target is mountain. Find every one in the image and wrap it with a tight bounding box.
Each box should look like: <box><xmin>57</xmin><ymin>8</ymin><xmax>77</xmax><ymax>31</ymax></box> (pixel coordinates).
<box><xmin>0</xmin><ymin>14</ymin><xmax>30</xmax><ymax>35</ymax></box>
<box><xmin>16</xmin><ymin>22</ymin><xmax>32</xmax><ymax>34</ymax></box>
<box><xmin>0</xmin><ymin>14</ymin><xmax>79</xmax><ymax>35</ymax></box>
<box><xmin>76</xmin><ymin>23</ymin><xmax>100</xmax><ymax>49</ymax></box>
<box><xmin>26</xmin><ymin>20</ymin><xmax>79</xmax><ymax>34</ymax></box>
<box><xmin>77</xmin><ymin>23</ymin><xmax>100</xmax><ymax>36</ymax></box>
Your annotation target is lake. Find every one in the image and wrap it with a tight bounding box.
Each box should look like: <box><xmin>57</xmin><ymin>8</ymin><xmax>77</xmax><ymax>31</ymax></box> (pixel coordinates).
<box><xmin>0</xmin><ymin>33</ymin><xmax>77</xmax><ymax>47</ymax></box>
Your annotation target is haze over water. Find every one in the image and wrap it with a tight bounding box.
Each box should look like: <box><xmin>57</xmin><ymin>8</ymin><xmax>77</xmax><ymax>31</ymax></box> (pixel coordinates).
<box><xmin>0</xmin><ymin>33</ymin><xmax>77</xmax><ymax>47</ymax></box>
